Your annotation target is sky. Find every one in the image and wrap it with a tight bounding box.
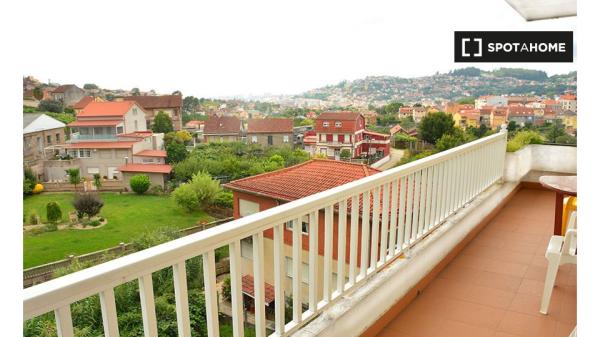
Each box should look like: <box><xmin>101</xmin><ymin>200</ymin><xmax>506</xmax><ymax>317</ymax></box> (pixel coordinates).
<box><xmin>16</xmin><ymin>0</ymin><xmax>576</xmax><ymax>98</ymax></box>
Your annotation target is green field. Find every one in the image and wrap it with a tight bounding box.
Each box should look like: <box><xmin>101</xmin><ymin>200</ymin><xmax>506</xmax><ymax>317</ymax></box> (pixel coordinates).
<box><xmin>23</xmin><ymin>193</ymin><xmax>212</xmax><ymax>268</ymax></box>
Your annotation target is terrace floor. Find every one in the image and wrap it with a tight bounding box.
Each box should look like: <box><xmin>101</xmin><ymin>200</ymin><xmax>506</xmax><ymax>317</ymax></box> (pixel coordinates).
<box><xmin>377</xmin><ymin>188</ymin><xmax>577</xmax><ymax>337</ymax></box>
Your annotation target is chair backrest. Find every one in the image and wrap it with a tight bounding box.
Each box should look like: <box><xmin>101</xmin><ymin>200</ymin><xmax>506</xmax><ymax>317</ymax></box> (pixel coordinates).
<box><xmin>563</xmin><ymin>211</ymin><xmax>577</xmax><ymax>257</ymax></box>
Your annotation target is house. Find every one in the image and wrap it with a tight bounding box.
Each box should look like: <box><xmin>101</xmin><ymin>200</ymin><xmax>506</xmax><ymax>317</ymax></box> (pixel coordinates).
<box><xmin>72</xmin><ymin>96</ymin><xmax>105</xmax><ymax>114</ymax></box>
<box><xmin>50</xmin><ymin>85</ymin><xmax>86</xmax><ymax>107</ymax></box>
<box><xmin>122</xmin><ymin>95</ymin><xmax>183</xmax><ymax>130</ymax></box>
<box><xmin>203</xmin><ymin>115</ymin><xmax>241</xmax><ymax>143</ymax></box>
<box><xmin>559</xmin><ymin>94</ymin><xmax>577</xmax><ymax>113</ymax></box>
<box><xmin>302</xmin><ymin>130</ymin><xmax>318</xmax><ymax>155</ymax></box>
<box><xmin>23</xmin><ymin>114</ymin><xmax>66</xmax><ymax>180</ymax></box>
<box><xmin>362</xmin><ymin>111</ymin><xmax>378</xmax><ymax>125</ymax></box>
<box><xmin>452</xmin><ymin>109</ymin><xmax>481</xmax><ymax>128</ymax></box>
<box><xmin>184</xmin><ymin>120</ymin><xmax>205</xmax><ymax>144</ymax></box>
<box><xmin>44</xmin><ymin>101</ymin><xmax>171</xmax><ymax>187</ymax></box>
<box><xmin>507</xmin><ymin>106</ymin><xmax>537</xmax><ymax>126</ymax></box>
<box><xmin>315</xmin><ymin>111</ymin><xmax>389</xmax><ymax>160</ymax></box>
<box><xmin>557</xmin><ymin>110</ymin><xmax>577</xmax><ymax>133</ymax></box>
<box><xmin>490</xmin><ymin>106</ymin><xmax>508</xmax><ymax>129</ymax></box>
<box><xmin>246</xmin><ymin>118</ymin><xmax>293</xmax><ymax>147</ymax></box>
<box><xmin>542</xmin><ymin>99</ymin><xmax>563</xmax><ymax>113</ymax></box>
<box><xmin>223</xmin><ymin>159</ymin><xmax>380</xmax><ymax>304</ymax></box>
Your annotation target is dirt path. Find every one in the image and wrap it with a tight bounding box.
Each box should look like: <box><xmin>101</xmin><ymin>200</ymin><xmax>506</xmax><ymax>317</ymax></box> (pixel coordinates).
<box><xmin>378</xmin><ymin>148</ymin><xmax>405</xmax><ymax>170</ymax></box>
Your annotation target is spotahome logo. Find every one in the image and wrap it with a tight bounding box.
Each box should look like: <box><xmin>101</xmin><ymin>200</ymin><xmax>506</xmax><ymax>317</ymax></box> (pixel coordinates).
<box><xmin>455</xmin><ymin>31</ymin><xmax>573</xmax><ymax>62</ymax></box>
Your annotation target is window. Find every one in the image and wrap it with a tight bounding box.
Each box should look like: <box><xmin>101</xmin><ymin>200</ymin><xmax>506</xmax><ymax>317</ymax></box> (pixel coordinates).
<box><xmin>267</xmin><ymin>135</ymin><xmax>273</xmax><ymax>145</ymax></box>
<box><xmin>285</xmin><ymin>257</ymin><xmax>309</xmax><ymax>283</ymax></box>
<box><xmin>133</xmin><ymin>107</ymin><xmax>138</xmax><ymax>115</ymax></box>
<box><xmin>56</xmin><ymin>133</ymin><xmax>60</xmax><ymax>142</ymax></box>
<box><xmin>335</xmin><ymin>121</ymin><xmax>342</xmax><ymax>127</ymax></box>
<box><xmin>323</xmin><ymin>121</ymin><xmax>329</xmax><ymax>127</ymax></box>
<box><xmin>78</xmin><ymin>149</ymin><xmax>91</xmax><ymax>158</ymax></box>
<box><xmin>283</xmin><ymin>135</ymin><xmax>289</xmax><ymax>143</ymax></box>
<box><xmin>251</xmin><ymin>135</ymin><xmax>258</xmax><ymax>143</ymax></box>
<box><xmin>284</xmin><ymin>215</ymin><xmax>309</xmax><ymax>234</ymax></box>
<box><xmin>117</xmin><ymin>126</ymin><xmax>124</xmax><ymax>134</ymax></box>
<box><xmin>46</xmin><ymin>135</ymin><xmax>52</xmax><ymax>144</ymax></box>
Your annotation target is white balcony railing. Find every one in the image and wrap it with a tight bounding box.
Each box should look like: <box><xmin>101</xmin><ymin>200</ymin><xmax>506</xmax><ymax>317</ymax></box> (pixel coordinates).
<box><xmin>23</xmin><ymin>131</ymin><xmax>507</xmax><ymax>337</ymax></box>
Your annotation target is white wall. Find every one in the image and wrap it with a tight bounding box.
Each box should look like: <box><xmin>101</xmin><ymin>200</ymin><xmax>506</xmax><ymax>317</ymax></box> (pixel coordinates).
<box><xmin>504</xmin><ymin>144</ymin><xmax>576</xmax><ymax>182</ymax></box>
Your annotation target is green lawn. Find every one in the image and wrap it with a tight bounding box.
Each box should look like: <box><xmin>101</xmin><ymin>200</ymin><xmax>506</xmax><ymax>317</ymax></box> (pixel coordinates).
<box><xmin>23</xmin><ymin>192</ymin><xmax>213</xmax><ymax>268</ymax></box>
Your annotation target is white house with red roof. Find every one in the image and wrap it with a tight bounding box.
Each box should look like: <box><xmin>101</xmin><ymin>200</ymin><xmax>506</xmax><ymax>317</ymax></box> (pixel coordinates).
<box><xmin>44</xmin><ymin>101</ymin><xmax>171</xmax><ymax>188</ymax></box>
<box><xmin>314</xmin><ymin>112</ymin><xmax>390</xmax><ymax>161</ymax></box>
<box><xmin>223</xmin><ymin>159</ymin><xmax>381</xmax><ymax>304</ymax></box>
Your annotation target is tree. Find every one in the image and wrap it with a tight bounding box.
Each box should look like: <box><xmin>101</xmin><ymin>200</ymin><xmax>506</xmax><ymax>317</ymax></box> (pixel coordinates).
<box><xmin>152</xmin><ymin>111</ymin><xmax>174</xmax><ymax>134</ymax></box>
<box><xmin>507</xmin><ymin>120</ymin><xmax>518</xmax><ymax>132</ymax></box>
<box><xmin>182</xmin><ymin>96</ymin><xmax>200</xmax><ymax>114</ymax></box>
<box><xmin>72</xmin><ymin>193</ymin><xmax>104</xmax><ymax>218</ymax></box>
<box><xmin>300</xmin><ymin>118</ymin><xmax>314</xmax><ymax>126</ymax></box>
<box><xmin>66</xmin><ymin>168</ymin><xmax>81</xmax><ymax>190</ymax></box>
<box><xmin>166</xmin><ymin>141</ymin><xmax>188</xmax><ymax>164</ymax></box>
<box><xmin>130</xmin><ymin>87</ymin><xmax>140</xmax><ymax>96</ymax></box>
<box><xmin>33</xmin><ymin>87</ymin><xmax>43</xmax><ymax>100</ymax></box>
<box><xmin>46</xmin><ymin>202</ymin><xmax>62</xmax><ymax>224</ymax></box>
<box><xmin>418</xmin><ymin>112</ymin><xmax>455</xmax><ymax>144</ymax></box>
<box><xmin>129</xmin><ymin>174</ymin><xmax>151</xmax><ymax>194</ymax></box>
<box><xmin>435</xmin><ymin>133</ymin><xmax>466</xmax><ymax>151</ymax></box>
<box><xmin>172</xmin><ymin>90</ymin><xmax>182</xmax><ymax>95</ymax></box>
<box><xmin>546</xmin><ymin>124</ymin><xmax>566</xmax><ymax>143</ymax></box>
<box><xmin>24</xmin><ymin>167</ymin><xmax>37</xmax><ymax>195</ymax></box>
<box><xmin>39</xmin><ymin>100</ymin><xmax>64</xmax><ymax>113</ymax></box>
<box><xmin>93</xmin><ymin>173</ymin><xmax>102</xmax><ymax>189</ymax></box>
<box><xmin>172</xmin><ymin>183</ymin><xmax>199</xmax><ymax>211</ymax></box>
<box><xmin>83</xmin><ymin>83</ymin><xmax>99</xmax><ymax>90</ymax></box>
<box><xmin>340</xmin><ymin>149</ymin><xmax>352</xmax><ymax>160</ymax></box>
<box><xmin>189</xmin><ymin>172</ymin><xmax>221</xmax><ymax>207</ymax></box>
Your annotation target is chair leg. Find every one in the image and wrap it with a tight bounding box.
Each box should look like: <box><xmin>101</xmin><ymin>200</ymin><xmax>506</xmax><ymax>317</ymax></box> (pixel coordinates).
<box><xmin>540</xmin><ymin>258</ymin><xmax>560</xmax><ymax>314</ymax></box>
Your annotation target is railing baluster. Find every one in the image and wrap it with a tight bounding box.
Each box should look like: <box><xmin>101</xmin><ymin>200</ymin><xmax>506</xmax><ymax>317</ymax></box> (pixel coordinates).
<box><xmin>203</xmin><ymin>251</ymin><xmax>220</xmax><ymax>337</ymax></box>
<box><xmin>418</xmin><ymin>167</ymin><xmax>429</xmax><ymax>236</ymax></box>
<box><xmin>410</xmin><ymin>170</ymin><xmax>421</xmax><ymax>241</ymax></box>
<box><xmin>396</xmin><ymin>176</ymin><xmax>407</xmax><ymax>249</ymax></box>
<box><xmin>404</xmin><ymin>173</ymin><xmax>414</xmax><ymax>244</ymax></box>
<box><xmin>370</xmin><ymin>186</ymin><xmax>381</xmax><ymax>270</ymax></box>
<box><xmin>349</xmin><ymin>195</ymin><xmax>359</xmax><ymax>285</ymax></box>
<box><xmin>360</xmin><ymin>191</ymin><xmax>371</xmax><ymax>279</ymax></box>
<box><xmin>99</xmin><ymin>288</ymin><xmax>119</xmax><ymax>337</ymax></box>
<box><xmin>337</xmin><ymin>199</ymin><xmax>348</xmax><ymax>293</ymax></box>
<box><xmin>292</xmin><ymin>218</ymin><xmax>302</xmax><ymax>322</ymax></box>
<box><xmin>252</xmin><ymin>233</ymin><xmax>266</xmax><ymax>337</ymax></box>
<box><xmin>433</xmin><ymin>162</ymin><xmax>443</xmax><ymax>227</ymax></box>
<box><xmin>229</xmin><ymin>241</ymin><xmax>245</xmax><ymax>337</ymax></box>
<box><xmin>308</xmin><ymin>211</ymin><xmax>318</xmax><ymax>309</ymax></box>
<box><xmin>388</xmin><ymin>179</ymin><xmax>399</xmax><ymax>257</ymax></box>
<box><xmin>323</xmin><ymin>206</ymin><xmax>334</xmax><ymax>300</ymax></box>
<box><xmin>379</xmin><ymin>182</ymin><xmax>390</xmax><ymax>263</ymax></box>
<box><xmin>139</xmin><ymin>274</ymin><xmax>158</xmax><ymax>337</ymax></box>
<box><xmin>426</xmin><ymin>165</ymin><xmax>437</xmax><ymax>232</ymax></box>
<box><xmin>172</xmin><ymin>262</ymin><xmax>191</xmax><ymax>337</ymax></box>
<box><xmin>54</xmin><ymin>305</ymin><xmax>74</xmax><ymax>337</ymax></box>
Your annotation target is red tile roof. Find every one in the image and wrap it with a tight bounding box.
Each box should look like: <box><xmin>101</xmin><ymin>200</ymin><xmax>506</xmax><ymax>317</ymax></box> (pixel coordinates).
<box><xmin>118</xmin><ymin>131</ymin><xmax>154</xmax><ymax>138</ymax></box>
<box><xmin>204</xmin><ymin>115</ymin><xmax>241</xmax><ymax>135</ymax></box>
<box><xmin>247</xmin><ymin>118</ymin><xmax>293</xmax><ymax>133</ymax></box>
<box><xmin>65</xmin><ymin>141</ymin><xmax>137</xmax><ymax>149</ymax></box>
<box><xmin>185</xmin><ymin>120</ymin><xmax>205</xmax><ymax>128</ymax></box>
<box><xmin>68</xmin><ymin>120</ymin><xmax>123</xmax><ymax>127</ymax></box>
<box><xmin>364</xmin><ymin>130</ymin><xmax>390</xmax><ymax>138</ymax></box>
<box><xmin>223</xmin><ymin>159</ymin><xmax>380</xmax><ymax>202</ymax></box>
<box><xmin>134</xmin><ymin>150</ymin><xmax>167</xmax><ymax>157</ymax></box>
<box><xmin>118</xmin><ymin>163</ymin><xmax>172</xmax><ymax>174</ymax></box>
<box><xmin>123</xmin><ymin>95</ymin><xmax>182</xmax><ymax>109</ymax></box>
<box><xmin>73</xmin><ymin>96</ymin><xmax>95</xmax><ymax>109</ymax></box>
<box><xmin>559</xmin><ymin>94</ymin><xmax>576</xmax><ymax>101</ymax></box>
<box><xmin>78</xmin><ymin>101</ymin><xmax>136</xmax><ymax>117</ymax></box>
<box><xmin>52</xmin><ymin>84</ymin><xmax>79</xmax><ymax>93</ymax></box>
<box><xmin>508</xmin><ymin>106</ymin><xmax>535</xmax><ymax>117</ymax></box>
<box><xmin>242</xmin><ymin>275</ymin><xmax>275</xmax><ymax>304</ymax></box>
<box><xmin>316</xmin><ymin>111</ymin><xmax>361</xmax><ymax>121</ymax></box>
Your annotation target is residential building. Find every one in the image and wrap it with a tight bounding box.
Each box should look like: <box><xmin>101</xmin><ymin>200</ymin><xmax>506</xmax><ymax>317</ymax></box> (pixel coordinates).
<box><xmin>184</xmin><ymin>120</ymin><xmax>205</xmax><ymax>144</ymax></box>
<box><xmin>490</xmin><ymin>106</ymin><xmax>508</xmax><ymax>129</ymax></box>
<box><xmin>50</xmin><ymin>84</ymin><xmax>86</xmax><ymax>107</ymax></box>
<box><xmin>223</xmin><ymin>159</ymin><xmax>380</xmax><ymax>304</ymax></box>
<box><xmin>122</xmin><ymin>95</ymin><xmax>183</xmax><ymax>130</ymax></box>
<box><xmin>507</xmin><ymin>106</ymin><xmax>537</xmax><ymax>126</ymax></box>
<box><xmin>314</xmin><ymin>111</ymin><xmax>389</xmax><ymax>160</ymax></box>
<box><xmin>302</xmin><ymin>130</ymin><xmax>317</xmax><ymax>155</ymax></box>
<box><xmin>44</xmin><ymin>101</ymin><xmax>170</xmax><ymax>187</ymax></box>
<box><xmin>72</xmin><ymin>96</ymin><xmax>105</xmax><ymax>114</ymax></box>
<box><xmin>246</xmin><ymin>118</ymin><xmax>293</xmax><ymax>147</ymax></box>
<box><xmin>452</xmin><ymin>109</ymin><xmax>481</xmax><ymax>128</ymax></box>
<box><xmin>557</xmin><ymin>110</ymin><xmax>577</xmax><ymax>133</ymax></box>
<box><xmin>507</xmin><ymin>95</ymin><xmax>537</xmax><ymax>106</ymax></box>
<box><xmin>542</xmin><ymin>99</ymin><xmax>562</xmax><ymax>113</ymax></box>
<box><xmin>362</xmin><ymin>111</ymin><xmax>378</xmax><ymax>125</ymax></box>
<box><xmin>559</xmin><ymin>94</ymin><xmax>577</xmax><ymax>112</ymax></box>
<box><xmin>203</xmin><ymin>115</ymin><xmax>241</xmax><ymax>143</ymax></box>
<box><xmin>23</xmin><ymin>114</ymin><xmax>66</xmax><ymax>180</ymax></box>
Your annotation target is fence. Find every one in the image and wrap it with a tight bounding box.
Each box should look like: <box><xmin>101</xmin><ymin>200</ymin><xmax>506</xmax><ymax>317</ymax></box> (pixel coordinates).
<box><xmin>42</xmin><ymin>180</ymin><xmax>125</xmax><ymax>192</ymax></box>
<box><xmin>23</xmin><ymin>217</ymin><xmax>233</xmax><ymax>288</ymax></box>
<box><xmin>24</xmin><ymin>131</ymin><xmax>507</xmax><ymax>337</ymax></box>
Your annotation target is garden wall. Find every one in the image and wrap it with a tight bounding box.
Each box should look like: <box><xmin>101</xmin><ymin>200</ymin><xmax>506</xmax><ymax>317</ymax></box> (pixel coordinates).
<box><xmin>42</xmin><ymin>180</ymin><xmax>125</xmax><ymax>192</ymax></box>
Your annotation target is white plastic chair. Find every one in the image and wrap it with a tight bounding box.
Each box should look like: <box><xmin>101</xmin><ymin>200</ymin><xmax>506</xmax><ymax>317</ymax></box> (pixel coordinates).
<box><xmin>540</xmin><ymin>211</ymin><xmax>577</xmax><ymax>314</ymax></box>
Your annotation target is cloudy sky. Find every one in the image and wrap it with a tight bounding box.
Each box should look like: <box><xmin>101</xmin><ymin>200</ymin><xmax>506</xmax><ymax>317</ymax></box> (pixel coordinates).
<box><xmin>17</xmin><ymin>0</ymin><xmax>576</xmax><ymax>98</ymax></box>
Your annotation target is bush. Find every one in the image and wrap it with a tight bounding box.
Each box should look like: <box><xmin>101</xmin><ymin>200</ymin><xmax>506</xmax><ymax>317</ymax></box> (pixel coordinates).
<box><xmin>222</xmin><ymin>277</ymin><xmax>231</xmax><ymax>301</ymax></box>
<box><xmin>38</xmin><ymin>99</ymin><xmax>64</xmax><ymax>113</ymax></box>
<box><xmin>45</xmin><ymin>223</ymin><xmax>58</xmax><ymax>232</ymax></box>
<box><xmin>89</xmin><ymin>220</ymin><xmax>101</xmax><ymax>227</ymax></box>
<box><xmin>172</xmin><ymin>183</ymin><xmax>199</xmax><ymax>212</ymax></box>
<box><xmin>24</xmin><ymin>167</ymin><xmax>37</xmax><ymax>195</ymax></box>
<box><xmin>189</xmin><ymin>172</ymin><xmax>221</xmax><ymax>207</ymax></box>
<box><xmin>506</xmin><ymin>130</ymin><xmax>545</xmax><ymax>152</ymax></box>
<box><xmin>129</xmin><ymin>174</ymin><xmax>151</xmax><ymax>194</ymax></box>
<box><xmin>93</xmin><ymin>173</ymin><xmax>102</xmax><ymax>188</ymax></box>
<box><xmin>213</xmin><ymin>190</ymin><xmax>233</xmax><ymax>208</ymax></box>
<box><xmin>73</xmin><ymin>193</ymin><xmax>104</xmax><ymax>218</ymax></box>
<box><xmin>340</xmin><ymin>149</ymin><xmax>352</xmax><ymax>160</ymax></box>
<box><xmin>46</xmin><ymin>202</ymin><xmax>62</xmax><ymax>223</ymax></box>
<box><xmin>148</xmin><ymin>184</ymin><xmax>164</xmax><ymax>195</ymax></box>
<box><xmin>29</xmin><ymin>211</ymin><xmax>39</xmax><ymax>225</ymax></box>
<box><xmin>66</xmin><ymin>168</ymin><xmax>81</xmax><ymax>188</ymax></box>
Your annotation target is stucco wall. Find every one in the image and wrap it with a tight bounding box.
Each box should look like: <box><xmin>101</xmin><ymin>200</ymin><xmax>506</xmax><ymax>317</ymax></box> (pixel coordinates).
<box><xmin>122</xmin><ymin>172</ymin><xmax>167</xmax><ymax>189</ymax></box>
<box><xmin>124</xmin><ymin>104</ymin><xmax>148</xmax><ymax>133</ymax></box>
<box><xmin>504</xmin><ymin>144</ymin><xmax>577</xmax><ymax>182</ymax></box>
<box><xmin>247</xmin><ymin>133</ymin><xmax>293</xmax><ymax>147</ymax></box>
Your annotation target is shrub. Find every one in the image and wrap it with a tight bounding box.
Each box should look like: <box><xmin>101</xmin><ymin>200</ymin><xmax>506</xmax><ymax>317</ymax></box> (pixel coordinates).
<box><xmin>340</xmin><ymin>149</ymin><xmax>352</xmax><ymax>160</ymax></box>
<box><xmin>46</xmin><ymin>202</ymin><xmax>62</xmax><ymax>223</ymax></box>
<box><xmin>189</xmin><ymin>172</ymin><xmax>221</xmax><ymax>207</ymax></box>
<box><xmin>506</xmin><ymin>130</ymin><xmax>545</xmax><ymax>152</ymax></box>
<box><xmin>172</xmin><ymin>183</ymin><xmax>199</xmax><ymax>212</ymax></box>
<box><xmin>130</xmin><ymin>174</ymin><xmax>151</xmax><ymax>194</ymax></box>
<box><xmin>222</xmin><ymin>277</ymin><xmax>231</xmax><ymax>301</ymax></box>
<box><xmin>29</xmin><ymin>211</ymin><xmax>39</xmax><ymax>225</ymax></box>
<box><xmin>66</xmin><ymin>168</ymin><xmax>81</xmax><ymax>189</ymax></box>
<box><xmin>24</xmin><ymin>167</ymin><xmax>37</xmax><ymax>195</ymax></box>
<box><xmin>148</xmin><ymin>185</ymin><xmax>164</xmax><ymax>195</ymax></box>
<box><xmin>45</xmin><ymin>223</ymin><xmax>58</xmax><ymax>232</ymax></box>
<box><xmin>32</xmin><ymin>183</ymin><xmax>44</xmax><ymax>194</ymax></box>
<box><xmin>213</xmin><ymin>190</ymin><xmax>233</xmax><ymax>208</ymax></box>
<box><xmin>89</xmin><ymin>220</ymin><xmax>101</xmax><ymax>227</ymax></box>
<box><xmin>73</xmin><ymin>193</ymin><xmax>104</xmax><ymax>218</ymax></box>
<box><xmin>93</xmin><ymin>173</ymin><xmax>102</xmax><ymax>189</ymax></box>
<box><xmin>38</xmin><ymin>99</ymin><xmax>64</xmax><ymax>113</ymax></box>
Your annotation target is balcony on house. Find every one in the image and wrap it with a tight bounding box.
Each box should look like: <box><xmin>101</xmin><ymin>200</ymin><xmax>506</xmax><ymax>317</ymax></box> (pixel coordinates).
<box><xmin>23</xmin><ymin>130</ymin><xmax>577</xmax><ymax>337</ymax></box>
<box><xmin>69</xmin><ymin>125</ymin><xmax>121</xmax><ymax>141</ymax></box>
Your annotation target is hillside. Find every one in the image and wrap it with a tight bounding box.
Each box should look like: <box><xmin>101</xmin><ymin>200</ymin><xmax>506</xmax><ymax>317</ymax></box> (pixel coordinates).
<box><xmin>299</xmin><ymin>68</ymin><xmax>577</xmax><ymax>105</ymax></box>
